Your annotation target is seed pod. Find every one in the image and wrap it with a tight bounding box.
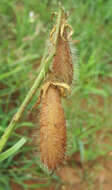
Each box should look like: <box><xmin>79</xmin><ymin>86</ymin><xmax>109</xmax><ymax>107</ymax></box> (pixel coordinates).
<box><xmin>52</xmin><ymin>29</ymin><xmax>73</xmax><ymax>85</ymax></box>
<box><xmin>40</xmin><ymin>85</ymin><xmax>66</xmax><ymax>170</ymax></box>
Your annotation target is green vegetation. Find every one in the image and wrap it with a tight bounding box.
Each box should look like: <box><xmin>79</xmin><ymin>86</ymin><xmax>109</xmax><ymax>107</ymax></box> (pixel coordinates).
<box><xmin>0</xmin><ymin>0</ymin><xmax>112</xmax><ymax>189</ymax></box>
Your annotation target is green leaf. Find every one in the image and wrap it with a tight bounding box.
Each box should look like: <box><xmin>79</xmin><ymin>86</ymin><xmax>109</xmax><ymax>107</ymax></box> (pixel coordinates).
<box><xmin>0</xmin><ymin>67</ymin><xmax>22</xmax><ymax>80</ymax></box>
<box><xmin>76</xmin><ymin>139</ymin><xmax>85</xmax><ymax>162</ymax></box>
<box><xmin>0</xmin><ymin>137</ymin><xmax>27</xmax><ymax>162</ymax></box>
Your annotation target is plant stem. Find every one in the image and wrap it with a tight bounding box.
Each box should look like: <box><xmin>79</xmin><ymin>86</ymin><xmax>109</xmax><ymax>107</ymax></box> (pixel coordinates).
<box><xmin>0</xmin><ymin>6</ymin><xmax>62</xmax><ymax>152</ymax></box>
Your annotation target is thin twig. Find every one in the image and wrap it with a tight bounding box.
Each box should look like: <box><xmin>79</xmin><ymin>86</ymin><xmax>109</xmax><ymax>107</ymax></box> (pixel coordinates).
<box><xmin>0</xmin><ymin>6</ymin><xmax>62</xmax><ymax>152</ymax></box>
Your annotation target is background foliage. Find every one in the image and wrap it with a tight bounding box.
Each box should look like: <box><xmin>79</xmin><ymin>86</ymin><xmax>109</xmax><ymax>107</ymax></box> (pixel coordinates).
<box><xmin>0</xmin><ymin>0</ymin><xmax>112</xmax><ymax>189</ymax></box>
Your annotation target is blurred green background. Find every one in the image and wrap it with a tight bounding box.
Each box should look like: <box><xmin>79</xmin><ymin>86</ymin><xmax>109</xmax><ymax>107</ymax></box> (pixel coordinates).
<box><xmin>0</xmin><ymin>0</ymin><xmax>112</xmax><ymax>189</ymax></box>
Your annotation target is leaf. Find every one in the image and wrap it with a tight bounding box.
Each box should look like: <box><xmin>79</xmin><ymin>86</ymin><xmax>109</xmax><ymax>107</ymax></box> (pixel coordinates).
<box><xmin>76</xmin><ymin>139</ymin><xmax>85</xmax><ymax>162</ymax></box>
<box><xmin>0</xmin><ymin>137</ymin><xmax>27</xmax><ymax>162</ymax></box>
<box><xmin>89</xmin><ymin>87</ymin><xmax>108</xmax><ymax>97</ymax></box>
<box><xmin>0</xmin><ymin>67</ymin><xmax>22</xmax><ymax>80</ymax></box>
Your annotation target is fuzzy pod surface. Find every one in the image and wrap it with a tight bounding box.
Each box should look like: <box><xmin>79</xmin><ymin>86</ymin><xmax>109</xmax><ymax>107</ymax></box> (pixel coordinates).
<box><xmin>52</xmin><ymin>29</ymin><xmax>73</xmax><ymax>85</ymax></box>
<box><xmin>40</xmin><ymin>85</ymin><xmax>66</xmax><ymax>170</ymax></box>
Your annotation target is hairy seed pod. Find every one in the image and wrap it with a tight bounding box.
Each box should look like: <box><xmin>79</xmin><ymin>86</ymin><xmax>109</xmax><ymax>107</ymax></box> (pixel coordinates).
<box><xmin>52</xmin><ymin>29</ymin><xmax>73</xmax><ymax>85</ymax></box>
<box><xmin>40</xmin><ymin>85</ymin><xmax>66</xmax><ymax>170</ymax></box>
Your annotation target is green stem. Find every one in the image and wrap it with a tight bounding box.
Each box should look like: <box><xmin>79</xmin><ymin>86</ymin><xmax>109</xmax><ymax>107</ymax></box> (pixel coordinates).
<box><xmin>0</xmin><ymin>6</ymin><xmax>62</xmax><ymax>152</ymax></box>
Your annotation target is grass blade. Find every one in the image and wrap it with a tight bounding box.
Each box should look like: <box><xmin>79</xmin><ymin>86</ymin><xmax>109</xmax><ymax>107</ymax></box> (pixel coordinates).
<box><xmin>0</xmin><ymin>137</ymin><xmax>26</xmax><ymax>162</ymax></box>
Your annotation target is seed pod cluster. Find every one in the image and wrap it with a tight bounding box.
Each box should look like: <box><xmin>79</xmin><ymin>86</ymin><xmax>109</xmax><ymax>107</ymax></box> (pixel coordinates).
<box><xmin>39</xmin><ymin>10</ymin><xmax>74</xmax><ymax>170</ymax></box>
<box><xmin>40</xmin><ymin>85</ymin><xmax>66</xmax><ymax>169</ymax></box>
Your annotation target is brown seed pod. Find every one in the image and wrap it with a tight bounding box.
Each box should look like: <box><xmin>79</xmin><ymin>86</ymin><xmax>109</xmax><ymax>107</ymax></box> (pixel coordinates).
<box><xmin>40</xmin><ymin>84</ymin><xmax>66</xmax><ymax>170</ymax></box>
<box><xmin>52</xmin><ymin>29</ymin><xmax>73</xmax><ymax>85</ymax></box>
